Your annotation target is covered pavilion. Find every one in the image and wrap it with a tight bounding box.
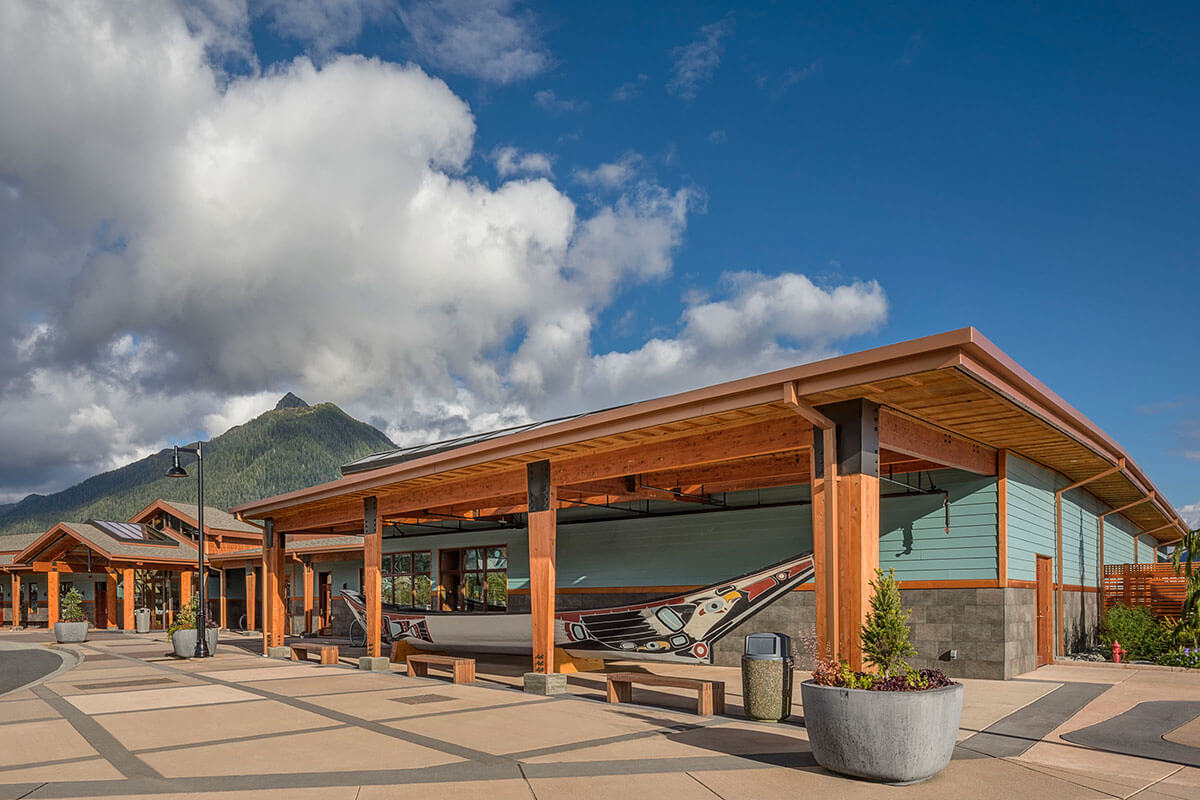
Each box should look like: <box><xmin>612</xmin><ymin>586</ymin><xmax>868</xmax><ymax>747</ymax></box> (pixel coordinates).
<box><xmin>225</xmin><ymin>329</ymin><xmax>1186</xmax><ymax>678</ymax></box>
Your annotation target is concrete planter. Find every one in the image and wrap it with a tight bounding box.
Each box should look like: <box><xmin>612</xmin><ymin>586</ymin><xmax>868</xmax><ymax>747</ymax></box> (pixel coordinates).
<box><xmin>170</xmin><ymin>627</ymin><xmax>220</xmax><ymax>658</ymax></box>
<box><xmin>800</xmin><ymin>680</ymin><xmax>963</xmax><ymax>784</ymax></box>
<box><xmin>53</xmin><ymin>621</ymin><xmax>88</xmax><ymax>643</ymax></box>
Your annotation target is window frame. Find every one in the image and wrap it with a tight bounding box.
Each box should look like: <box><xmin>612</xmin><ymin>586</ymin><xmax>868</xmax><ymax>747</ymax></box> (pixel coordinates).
<box><xmin>382</xmin><ymin>549</ymin><xmax>433</xmax><ymax>609</ymax></box>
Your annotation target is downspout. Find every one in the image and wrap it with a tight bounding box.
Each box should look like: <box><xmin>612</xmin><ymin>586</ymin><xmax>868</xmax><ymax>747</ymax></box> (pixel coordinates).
<box><xmin>784</xmin><ymin>381</ymin><xmax>839</xmax><ymax>660</ymax></box>
<box><xmin>1054</xmin><ymin>458</ymin><xmax>1124</xmax><ymax>657</ymax></box>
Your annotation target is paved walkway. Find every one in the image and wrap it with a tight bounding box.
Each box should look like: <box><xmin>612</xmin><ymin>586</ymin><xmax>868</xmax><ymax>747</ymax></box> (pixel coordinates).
<box><xmin>0</xmin><ymin>629</ymin><xmax>1197</xmax><ymax>799</ymax></box>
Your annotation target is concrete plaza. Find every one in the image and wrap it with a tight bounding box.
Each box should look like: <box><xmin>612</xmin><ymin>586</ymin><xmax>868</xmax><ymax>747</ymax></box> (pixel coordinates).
<box><xmin>0</xmin><ymin>630</ymin><xmax>1197</xmax><ymax>799</ymax></box>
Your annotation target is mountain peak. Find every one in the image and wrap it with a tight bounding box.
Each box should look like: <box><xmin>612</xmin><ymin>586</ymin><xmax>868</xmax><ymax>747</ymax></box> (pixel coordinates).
<box><xmin>275</xmin><ymin>392</ymin><xmax>308</xmax><ymax>410</ymax></box>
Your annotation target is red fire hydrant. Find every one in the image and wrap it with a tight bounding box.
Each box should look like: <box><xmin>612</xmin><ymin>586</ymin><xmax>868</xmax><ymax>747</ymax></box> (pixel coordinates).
<box><xmin>1112</xmin><ymin>640</ymin><xmax>1126</xmax><ymax>663</ymax></box>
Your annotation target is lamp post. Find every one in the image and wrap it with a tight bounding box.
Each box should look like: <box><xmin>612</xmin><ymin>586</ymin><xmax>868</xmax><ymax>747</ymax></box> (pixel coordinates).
<box><xmin>166</xmin><ymin>442</ymin><xmax>210</xmax><ymax>658</ymax></box>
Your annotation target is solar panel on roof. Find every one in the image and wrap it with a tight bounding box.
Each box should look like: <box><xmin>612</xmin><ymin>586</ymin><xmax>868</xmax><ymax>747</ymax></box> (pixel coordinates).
<box><xmin>88</xmin><ymin>520</ymin><xmax>172</xmax><ymax>543</ymax></box>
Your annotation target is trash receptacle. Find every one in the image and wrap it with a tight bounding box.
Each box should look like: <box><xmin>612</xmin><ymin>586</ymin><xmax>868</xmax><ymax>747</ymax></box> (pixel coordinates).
<box><xmin>741</xmin><ymin>632</ymin><xmax>794</xmax><ymax>722</ymax></box>
<box><xmin>134</xmin><ymin>608</ymin><xmax>151</xmax><ymax>634</ymax></box>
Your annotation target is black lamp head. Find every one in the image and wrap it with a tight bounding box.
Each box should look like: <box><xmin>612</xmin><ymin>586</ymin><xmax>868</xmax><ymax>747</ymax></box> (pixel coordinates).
<box><xmin>166</xmin><ymin>446</ymin><xmax>189</xmax><ymax>478</ymax></box>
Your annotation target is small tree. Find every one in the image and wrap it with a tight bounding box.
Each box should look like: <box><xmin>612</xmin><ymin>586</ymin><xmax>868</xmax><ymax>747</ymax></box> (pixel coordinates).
<box><xmin>1170</xmin><ymin>529</ymin><xmax>1200</xmax><ymax>644</ymax></box>
<box><xmin>860</xmin><ymin>568</ymin><xmax>917</xmax><ymax>678</ymax></box>
<box><xmin>59</xmin><ymin>588</ymin><xmax>86</xmax><ymax>624</ymax></box>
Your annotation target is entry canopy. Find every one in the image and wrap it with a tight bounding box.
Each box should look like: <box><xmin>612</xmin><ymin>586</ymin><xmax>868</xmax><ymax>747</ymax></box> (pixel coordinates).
<box><xmin>232</xmin><ymin>328</ymin><xmax>1188</xmax><ymax>543</ymax></box>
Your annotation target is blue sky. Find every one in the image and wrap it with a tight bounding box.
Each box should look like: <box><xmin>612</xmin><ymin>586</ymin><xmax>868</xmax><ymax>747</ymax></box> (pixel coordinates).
<box><xmin>271</xmin><ymin>1</ymin><xmax>1200</xmax><ymax>512</ymax></box>
<box><xmin>0</xmin><ymin>1</ymin><xmax>1196</xmax><ymax>521</ymax></box>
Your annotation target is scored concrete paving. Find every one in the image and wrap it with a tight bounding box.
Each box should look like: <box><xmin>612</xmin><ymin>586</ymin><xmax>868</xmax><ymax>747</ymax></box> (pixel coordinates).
<box><xmin>0</xmin><ymin>628</ymin><xmax>1197</xmax><ymax>799</ymax></box>
<box><xmin>1061</xmin><ymin>701</ymin><xmax>1200</xmax><ymax>767</ymax></box>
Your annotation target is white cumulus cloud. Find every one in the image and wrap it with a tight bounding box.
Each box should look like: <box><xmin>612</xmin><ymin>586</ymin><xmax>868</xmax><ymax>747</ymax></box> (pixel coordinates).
<box><xmin>491</xmin><ymin>145</ymin><xmax>554</xmax><ymax>177</ymax></box>
<box><xmin>0</xmin><ymin>1</ymin><xmax>889</xmax><ymax>503</ymax></box>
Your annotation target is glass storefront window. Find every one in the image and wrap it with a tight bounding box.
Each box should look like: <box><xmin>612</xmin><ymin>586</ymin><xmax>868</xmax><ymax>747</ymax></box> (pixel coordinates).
<box><xmin>382</xmin><ymin>550</ymin><xmax>432</xmax><ymax>610</ymax></box>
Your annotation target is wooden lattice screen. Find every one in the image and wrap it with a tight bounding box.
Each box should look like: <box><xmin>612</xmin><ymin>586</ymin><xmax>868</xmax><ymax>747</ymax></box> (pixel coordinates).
<box><xmin>1102</xmin><ymin>563</ymin><xmax>1189</xmax><ymax>617</ymax></box>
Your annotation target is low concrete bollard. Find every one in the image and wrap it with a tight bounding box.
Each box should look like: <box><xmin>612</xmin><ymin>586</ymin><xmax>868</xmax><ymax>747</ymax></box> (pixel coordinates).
<box><xmin>358</xmin><ymin>656</ymin><xmax>391</xmax><ymax>672</ymax></box>
<box><xmin>267</xmin><ymin>646</ymin><xmax>291</xmax><ymax>660</ymax></box>
<box><xmin>523</xmin><ymin>672</ymin><xmax>567</xmax><ymax>695</ymax></box>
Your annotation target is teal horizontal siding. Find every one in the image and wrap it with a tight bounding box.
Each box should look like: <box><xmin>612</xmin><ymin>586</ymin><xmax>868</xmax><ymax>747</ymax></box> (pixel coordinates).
<box><xmin>880</xmin><ymin>469</ymin><xmax>998</xmax><ymax>581</ymax></box>
<box><xmin>1103</xmin><ymin>513</ymin><xmax>1136</xmax><ymax>566</ymax></box>
<box><xmin>1005</xmin><ymin>455</ymin><xmax>1059</xmax><ymax>582</ymax></box>
<box><xmin>1007</xmin><ymin>454</ymin><xmax>1154</xmax><ymax>585</ymax></box>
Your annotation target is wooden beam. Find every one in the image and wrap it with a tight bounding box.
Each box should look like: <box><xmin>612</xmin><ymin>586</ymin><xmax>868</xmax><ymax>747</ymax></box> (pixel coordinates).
<box><xmin>218</xmin><ymin>568</ymin><xmax>227</xmax><ymax>630</ymax></box>
<box><xmin>837</xmin><ymin>473</ymin><xmax>879</xmax><ymax>671</ymax></box>
<box><xmin>273</xmin><ymin>500</ymin><xmax>363</xmax><ymax>534</ymax></box>
<box><xmin>363</xmin><ymin>497</ymin><xmax>383</xmax><ymax>659</ymax></box>
<box><xmin>784</xmin><ymin>382</ymin><xmax>839</xmax><ymax>661</ymax></box>
<box><xmin>245</xmin><ymin>565</ymin><xmax>257</xmax><ymax>632</ymax></box>
<box><xmin>106</xmin><ymin>572</ymin><xmax>118</xmax><ymax>629</ymax></box>
<box><xmin>527</xmin><ymin>460</ymin><xmax>557</xmax><ymax>674</ymax></box>
<box><xmin>379</xmin><ymin>414</ymin><xmax>814</xmax><ymax>518</ymax></box>
<box><xmin>47</xmin><ymin>569</ymin><xmax>60</xmax><ymax>627</ymax></box>
<box><xmin>303</xmin><ymin>561</ymin><xmax>314</xmax><ymax>635</ymax></box>
<box><xmin>878</xmin><ymin>408</ymin><xmax>998</xmax><ymax>476</ymax></box>
<box><xmin>122</xmin><ymin>568</ymin><xmax>134</xmax><ymax>630</ymax></box>
<box><xmin>11</xmin><ymin>574</ymin><xmax>20</xmax><ymax>629</ymax></box>
<box><xmin>263</xmin><ymin>519</ymin><xmax>286</xmax><ymax>652</ymax></box>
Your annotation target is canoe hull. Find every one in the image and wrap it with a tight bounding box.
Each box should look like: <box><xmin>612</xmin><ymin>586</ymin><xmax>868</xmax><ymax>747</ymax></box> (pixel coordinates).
<box><xmin>342</xmin><ymin>551</ymin><xmax>814</xmax><ymax>664</ymax></box>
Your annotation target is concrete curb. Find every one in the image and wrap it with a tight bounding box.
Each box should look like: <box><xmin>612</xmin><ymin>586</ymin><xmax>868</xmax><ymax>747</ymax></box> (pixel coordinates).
<box><xmin>0</xmin><ymin>640</ymin><xmax>81</xmax><ymax>696</ymax></box>
<box><xmin>1052</xmin><ymin>658</ymin><xmax>1198</xmax><ymax>673</ymax></box>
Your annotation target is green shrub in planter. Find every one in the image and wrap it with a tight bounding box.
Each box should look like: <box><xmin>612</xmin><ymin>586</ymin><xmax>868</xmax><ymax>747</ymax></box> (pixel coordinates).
<box><xmin>59</xmin><ymin>587</ymin><xmax>86</xmax><ymax>623</ymax></box>
<box><xmin>1100</xmin><ymin>604</ymin><xmax>1170</xmax><ymax>660</ymax></box>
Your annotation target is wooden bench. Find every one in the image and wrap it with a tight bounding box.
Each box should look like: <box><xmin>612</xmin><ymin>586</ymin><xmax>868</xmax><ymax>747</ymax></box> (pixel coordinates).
<box><xmin>605</xmin><ymin>672</ymin><xmax>725</xmax><ymax>716</ymax></box>
<box><xmin>291</xmin><ymin>643</ymin><xmax>339</xmax><ymax>665</ymax></box>
<box><xmin>406</xmin><ymin>654</ymin><xmax>475</xmax><ymax>684</ymax></box>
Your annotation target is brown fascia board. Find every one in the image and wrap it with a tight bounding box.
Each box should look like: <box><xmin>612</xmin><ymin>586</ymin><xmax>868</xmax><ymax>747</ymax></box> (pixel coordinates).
<box><xmin>231</xmin><ymin>326</ymin><xmax>1184</xmax><ymax>532</ymax></box>
<box><xmin>210</xmin><ymin>542</ymin><xmax>364</xmax><ymax>564</ymax></box>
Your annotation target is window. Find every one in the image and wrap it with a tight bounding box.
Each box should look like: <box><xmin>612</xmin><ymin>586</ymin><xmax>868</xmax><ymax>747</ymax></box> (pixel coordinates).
<box><xmin>439</xmin><ymin>546</ymin><xmax>507</xmax><ymax>612</ymax></box>
<box><xmin>382</xmin><ymin>550</ymin><xmax>433</xmax><ymax>610</ymax></box>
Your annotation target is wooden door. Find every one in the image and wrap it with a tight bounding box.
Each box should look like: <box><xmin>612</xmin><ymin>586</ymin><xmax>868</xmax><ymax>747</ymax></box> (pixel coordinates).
<box><xmin>1036</xmin><ymin>555</ymin><xmax>1053</xmax><ymax>667</ymax></box>
<box><xmin>94</xmin><ymin>582</ymin><xmax>108</xmax><ymax>629</ymax></box>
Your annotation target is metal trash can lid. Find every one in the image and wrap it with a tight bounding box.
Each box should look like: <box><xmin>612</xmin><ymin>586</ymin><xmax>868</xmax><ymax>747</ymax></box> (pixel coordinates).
<box><xmin>744</xmin><ymin>631</ymin><xmax>792</xmax><ymax>659</ymax></box>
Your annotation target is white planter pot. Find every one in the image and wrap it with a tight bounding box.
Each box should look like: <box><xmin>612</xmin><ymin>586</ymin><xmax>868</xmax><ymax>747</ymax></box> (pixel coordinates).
<box><xmin>800</xmin><ymin>680</ymin><xmax>963</xmax><ymax>784</ymax></box>
<box><xmin>170</xmin><ymin>627</ymin><xmax>219</xmax><ymax>658</ymax></box>
<box><xmin>54</xmin><ymin>620</ymin><xmax>88</xmax><ymax>643</ymax></box>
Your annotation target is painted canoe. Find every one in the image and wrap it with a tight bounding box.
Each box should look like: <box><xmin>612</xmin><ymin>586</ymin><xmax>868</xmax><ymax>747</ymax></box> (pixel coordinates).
<box><xmin>341</xmin><ymin>551</ymin><xmax>814</xmax><ymax>664</ymax></box>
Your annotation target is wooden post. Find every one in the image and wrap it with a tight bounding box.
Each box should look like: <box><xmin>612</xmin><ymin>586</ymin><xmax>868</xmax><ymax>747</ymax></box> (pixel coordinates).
<box><xmin>809</xmin><ymin>437</ymin><xmax>838</xmax><ymax>661</ymax></box>
<box><xmin>816</xmin><ymin>399</ymin><xmax>880</xmax><ymax>672</ymax></box>
<box><xmin>527</xmin><ymin>460</ymin><xmax>557</xmax><ymax>674</ymax></box>
<box><xmin>105</xmin><ymin>572</ymin><xmax>118</xmax><ymax>629</ymax></box>
<box><xmin>263</xmin><ymin>518</ymin><xmax>286</xmax><ymax>652</ymax></box>
<box><xmin>47</xmin><ymin>568</ymin><xmax>60</xmax><ymax>627</ymax></box>
<box><xmin>11</xmin><ymin>574</ymin><xmax>20</xmax><ymax>628</ymax></box>
<box><xmin>245</xmin><ymin>565</ymin><xmax>256</xmax><ymax>632</ymax></box>
<box><xmin>218</xmin><ymin>568</ymin><xmax>227</xmax><ymax>629</ymax></box>
<box><xmin>784</xmin><ymin>383</ymin><xmax>839</xmax><ymax>662</ymax></box>
<box><xmin>363</xmin><ymin>497</ymin><xmax>383</xmax><ymax>658</ymax></box>
<box><xmin>181</xmin><ymin>570</ymin><xmax>193</xmax><ymax>605</ymax></box>
<box><xmin>837</xmin><ymin>473</ymin><xmax>880</xmax><ymax>670</ymax></box>
<box><xmin>303</xmin><ymin>561</ymin><xmax>314</xmax><ymax>634</ymax></box>
<box><xmin>122</xmin><ymin>568</ymin><xmax>135</xmax><ymax>630</ymax></box>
